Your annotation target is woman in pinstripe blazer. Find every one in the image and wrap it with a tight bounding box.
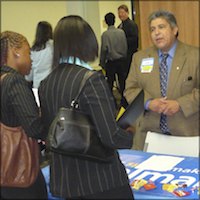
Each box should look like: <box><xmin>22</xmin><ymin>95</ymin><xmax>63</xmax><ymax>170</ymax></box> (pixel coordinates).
<box><xmin>1</xmin><ymin>31</ymin><xmax>47</xmax><ymax>199</ymax></box>
<box><xmin>39</xmin><ymin>16</ymin><xmax>134</xmax><ymax>199</ymax></box>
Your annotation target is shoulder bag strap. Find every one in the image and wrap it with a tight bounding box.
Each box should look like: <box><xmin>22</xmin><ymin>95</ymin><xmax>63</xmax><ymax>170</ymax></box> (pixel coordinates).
<box><xmin>71</xmin><ymin>70</ymin><xmax>95</xmax><ymax>108</ymax></box>
<box><xmin>0</xmin><ymin>73</ymin><xmax>8</xmax><ymax>82</ymax></box>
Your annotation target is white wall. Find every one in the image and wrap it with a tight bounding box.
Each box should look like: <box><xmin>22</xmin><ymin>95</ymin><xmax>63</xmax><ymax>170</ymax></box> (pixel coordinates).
<box><xmin>65</xmin><ymin>1</ymin><xmax>132</xmax><ymax>69</ymax></box>
<box><xmin>1</xmin><ymin>1</ymin><xmax>132</xmax><ymax>69</ymax></box>
<box><xmin>67</xmin><ymin>1</ymin><xmax>101</xmax><ymax>49</ymax></box>
<box><xmin>66</xmin><ymin>1</ymin><xmax>101</xmax><ymax>69</ymax></box>
<box><xmin>1</xmin><ymin>1</ymin><xmax>67</xmax><ymax>45</ymax></box>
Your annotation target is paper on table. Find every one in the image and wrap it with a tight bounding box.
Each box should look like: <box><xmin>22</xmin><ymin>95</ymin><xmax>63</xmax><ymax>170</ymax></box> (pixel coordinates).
<box><xmin>135</xmin><ymin>155</ymin><xmax>184</xmax><ymax>172</ymax></box>
<box><xmin>32</xmin><ymin>88</ymin><xmax>40</xmax><ymax>107</ymax></box>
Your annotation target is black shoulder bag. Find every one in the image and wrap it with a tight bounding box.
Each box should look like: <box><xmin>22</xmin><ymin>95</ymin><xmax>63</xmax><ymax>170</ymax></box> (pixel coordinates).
<box><xmin>47</xmin><ymin>71</ymin><xmax>114</xmax><ymax>162</ymax></box>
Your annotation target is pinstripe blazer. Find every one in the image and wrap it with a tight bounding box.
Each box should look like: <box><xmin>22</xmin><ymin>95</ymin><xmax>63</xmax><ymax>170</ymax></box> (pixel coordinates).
<box><xmin>1</xmin><ymin>65</ymin><xmax>44</xmax><ymax>139</ymax></box>
<box><xmin>39</xmin><ymin>63</ymin><xmax>133</xmax><ymax>198</ymax></box>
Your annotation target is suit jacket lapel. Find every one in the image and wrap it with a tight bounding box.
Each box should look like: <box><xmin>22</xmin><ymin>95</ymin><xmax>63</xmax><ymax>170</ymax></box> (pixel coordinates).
<box><xmin>167</xmin><ymin>41</ymin><xmax>186</xmax><ymax>97</ymax></box>
<box><xmin>147</xmin><ymin>47</ymin><xmax>161</xmax><ymax>97</ymax></box>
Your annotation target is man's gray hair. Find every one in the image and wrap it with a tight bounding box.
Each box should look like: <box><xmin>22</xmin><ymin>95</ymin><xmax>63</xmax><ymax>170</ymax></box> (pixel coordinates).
<box><xmin>148</xmin><ymin>10</ymin><xmax>178</xmax><ymax>28</ymax></box>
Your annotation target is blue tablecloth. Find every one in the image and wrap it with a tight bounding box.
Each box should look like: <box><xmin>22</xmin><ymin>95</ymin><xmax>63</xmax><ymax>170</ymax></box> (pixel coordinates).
<box><xmin>119</xmin><ymin>150</ymin><xmax>199</xmax><ymax>199</ymax></box>
<box><xmin>42</xmin><ymin>150</ymin><xmax>199</xmax><ymax>200</ymax></box>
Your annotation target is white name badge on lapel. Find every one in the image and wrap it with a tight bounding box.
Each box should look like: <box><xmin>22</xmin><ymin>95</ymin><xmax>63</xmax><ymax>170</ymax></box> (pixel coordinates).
<box><xmin>140</xmin><ymin>58</ymin><xmax>154</xmax><ymax>73</ymax></box>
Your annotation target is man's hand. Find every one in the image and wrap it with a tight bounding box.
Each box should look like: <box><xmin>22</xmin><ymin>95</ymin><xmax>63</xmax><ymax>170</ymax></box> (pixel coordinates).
<box><xmin>148</xmin><ymin>98</ymin><xmax>180</xmax><ymax>116</ymax></box>
<box><xmin>162</xmin><ymin>100</ymin><xmax>180</xmax><ymax>116</ymax></box>
<box><xmin>148</xmin><ymin>97</ymin><xmax>167</xmax><ymax>113</ymax></box>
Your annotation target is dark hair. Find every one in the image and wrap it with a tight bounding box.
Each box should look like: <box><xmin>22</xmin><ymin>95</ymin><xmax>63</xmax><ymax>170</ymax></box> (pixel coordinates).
<box><xmin>31</xmin><ymin>21</ymin><xmax>53</xmax><ymax>51</ymax></box>
<box><xmin>118</xmin><ymin>4</ymin><xmax>129</xmax><ymax>13</ymax></box>
<box><xmin>105</xmin><ymin>12</ymin><xmax>115</xmax><ymax>26</ymax></box>
<box><xmin>148</xmin><ymin>10</ymin><xmax>179</xmax><ymax>37</ymax></box>
<box><xmin>53</xmin><ymin>15</ymin><xmax>98</xmax><ymax>68</ymax></box>
<box><xmin>1</xmin><ymin>31</ymin><xmax>27</xmax><ymax>66</ymax></box>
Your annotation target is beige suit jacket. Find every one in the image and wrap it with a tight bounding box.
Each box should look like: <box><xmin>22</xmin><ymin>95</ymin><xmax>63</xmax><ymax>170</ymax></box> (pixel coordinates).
<box><xmin>124</xmin><ymin>40</ymin><xmax>199</xmax><ymax>150</ymax></box>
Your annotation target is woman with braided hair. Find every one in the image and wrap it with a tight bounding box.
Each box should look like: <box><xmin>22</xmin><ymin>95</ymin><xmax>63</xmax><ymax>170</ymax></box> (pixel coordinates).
<box><xmin>0</xmin><ymin>31</ymin><xmax>47</xmax><ymax>199</ymax></box>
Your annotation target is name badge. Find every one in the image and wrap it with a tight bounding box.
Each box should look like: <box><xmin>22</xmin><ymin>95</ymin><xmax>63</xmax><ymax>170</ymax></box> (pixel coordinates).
<box><xmin>140</xmin><ymin>58</ymin><xmax>154</xmax><ymax>73</ymax></box>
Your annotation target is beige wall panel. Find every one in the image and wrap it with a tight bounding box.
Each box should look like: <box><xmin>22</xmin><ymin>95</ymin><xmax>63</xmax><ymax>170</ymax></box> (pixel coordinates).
<box><xmin>1</xmin><ymin>1</ymin><xmax>67</xmax><ymax>44</ymax></box>
<box><xmin>138</xmin><ymin>1</ymin><xmax>199</xmax><ymax>49</ymax></box>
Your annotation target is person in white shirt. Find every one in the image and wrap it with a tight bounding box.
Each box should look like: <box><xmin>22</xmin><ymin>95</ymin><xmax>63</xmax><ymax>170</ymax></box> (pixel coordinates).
<box><xmin>26</xmin><ymin>21</ymin><xmax>53</xmax><ymax>88</ymax></box>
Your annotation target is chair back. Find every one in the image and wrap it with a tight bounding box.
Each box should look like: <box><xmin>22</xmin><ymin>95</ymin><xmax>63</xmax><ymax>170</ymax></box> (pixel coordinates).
<box><xmin>144</xmin><ymin>131</ymin><xmax>199</xmax><ymax>157</ymax></box>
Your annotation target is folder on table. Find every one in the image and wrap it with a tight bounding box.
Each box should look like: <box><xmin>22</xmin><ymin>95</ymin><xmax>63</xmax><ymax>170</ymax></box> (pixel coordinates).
<box><xmin>117</xmin><ymin>90</ymin><xmax>144</xmax><ymax>129</ymax></box>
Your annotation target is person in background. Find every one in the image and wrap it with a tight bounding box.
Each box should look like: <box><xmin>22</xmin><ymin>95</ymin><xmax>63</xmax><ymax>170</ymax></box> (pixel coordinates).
<box><xmin>25</xmin><ymin>21</ymin><xmax>53</xmax><ymax>88</ymax></box>
<box><xmin>39</xmin><ymin>15</ymin><xmax>134</xmax><ymax>199</ymax></box>
<box><xmin>118</xmin><ymin>4</ymin><xmax>139</xmax><ymax>90</ymax></box>
<box><xmin>100</xmin><ymin>12</ymin><xmax>127</xmax><ymax>108</ymax></box>
<box><xmin>124</xmin><ymin>10</ymin><xmax>199</xmax><ymax>150</ymax></box>
<box><xmin>0</xmin><ymin>31</ymin><xmax>47</xmax><ymax>199</ymax></box>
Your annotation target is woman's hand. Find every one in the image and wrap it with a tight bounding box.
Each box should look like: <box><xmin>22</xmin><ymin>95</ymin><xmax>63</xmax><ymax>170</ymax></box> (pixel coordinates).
<box><xmin>125</xmin><ymin>126</ymin><xmax>135</xmax><ymax>134</ymax></box>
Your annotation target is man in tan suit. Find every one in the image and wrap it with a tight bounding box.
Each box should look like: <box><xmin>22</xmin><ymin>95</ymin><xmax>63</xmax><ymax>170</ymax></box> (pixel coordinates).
<box><xmin>124</xmin><ymin>10</ymin><xmax>199</xmax><ymax>150</ymax></box>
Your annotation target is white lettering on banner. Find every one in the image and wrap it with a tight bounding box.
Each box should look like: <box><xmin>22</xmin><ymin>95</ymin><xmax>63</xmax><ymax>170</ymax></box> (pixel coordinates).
<box><xmin>191</xmin><ymin>181</ymin><xmax>200</xmax><ymax>188</ymax></box>
<box><xmin>127</xmin><ymin>168</ymin><xmax>199</xmax><ymax>187</ymax></box>
<box><xmin>133</xmin><ymin>171</ymin><xmax>174</xmax><ymax>183</ymax></box>
<box><xmin>126</xmin><ymin>168</ymin><xmax>130</xmax><ymax>174</ymax></box>
<box><xmin>170</xmin><ymin>176</ymin><xmax>196</xmax><ymax>186</ymax></box>
<box><xmin>128</xmin><ymin>168</ymin><xmax>144</xmax><ymax>179</ymax></box>
<box><xmin>172</xmin><ymin>168</ymin><xmax>199</xmax><ymax>174</ymax></box>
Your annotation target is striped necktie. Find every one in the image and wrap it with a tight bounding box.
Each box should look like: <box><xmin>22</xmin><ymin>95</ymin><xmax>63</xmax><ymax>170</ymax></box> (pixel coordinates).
<box><xmin>159</xmin><ymin>53</ymin><xmax>170</xmax><ymax>134</ymax></box>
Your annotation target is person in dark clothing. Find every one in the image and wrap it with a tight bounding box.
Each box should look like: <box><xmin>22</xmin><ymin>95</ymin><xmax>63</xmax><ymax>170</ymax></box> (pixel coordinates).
<box><xmin>39</xmin><ymin>15</ymin><xmax>134</xmax><ymax>199</ymax></box>
<box><xmin>100</xmin><ymin>12</ymin><xmax>127</xmax><ymax>108</ymax></box>
<box><xmin>118</xmin><ymin>4</ymin><xmax>139</xmax><ymax>80</ymax></box>
<box><xmin>0</xmin><ymin>31</ymin><xmax>47</xmax><ymax>199</ymax></box>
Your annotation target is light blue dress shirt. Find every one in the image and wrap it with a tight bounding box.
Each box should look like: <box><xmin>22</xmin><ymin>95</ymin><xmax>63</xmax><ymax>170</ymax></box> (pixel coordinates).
<box><xmin>145</xmin><ymin>40</ymin><xmax>177</xmax><ymax>110</ymax></box>
<box><xmin>158</xmin><ymin>41</ymin><xmax>177</xmax><ymax>84</ymax></box>
<box><xmin>60</xmin><ymin>57</ymin><xmax>93</xmax><ymax>70</ymax></box>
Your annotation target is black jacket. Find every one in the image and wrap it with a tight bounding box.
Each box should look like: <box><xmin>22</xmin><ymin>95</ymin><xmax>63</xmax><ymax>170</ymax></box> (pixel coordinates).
<box><xmin>119</xmin><ymin>18</ymin><xmax>139</xmax><ymax>54</ymax></box>
<box><xmin>1</xmin><ymin>66</ymin><xmax>44</xmax><ymax>139</ymax></box>
<box><xmin>39</xmin><ymin>63</ymin><xmax>133</xmax><ymax>198</ymax></box>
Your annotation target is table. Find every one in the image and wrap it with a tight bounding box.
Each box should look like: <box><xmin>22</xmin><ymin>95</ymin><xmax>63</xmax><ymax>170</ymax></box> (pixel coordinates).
<box><xmin>42</xmin><ymin>150</ymin><xmax>199</xmax><ymax>200</ymax></box>
<box><xmin>119</xmin><ymin>150</ymin><xmax>199</xmax><ymax>199</ymax></box>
